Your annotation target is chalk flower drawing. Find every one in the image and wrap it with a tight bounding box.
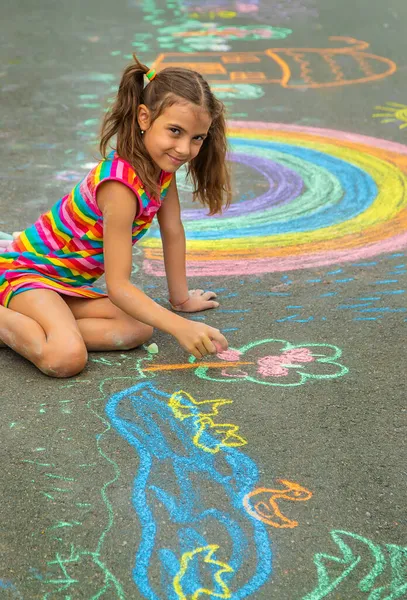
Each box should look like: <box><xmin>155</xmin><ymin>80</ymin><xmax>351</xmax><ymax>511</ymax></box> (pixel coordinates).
<box><xmin>301</xmin><ymin>530</ymin><xmax>407</xmax><ymax>599</ymax></box>
<box><xmin>243</xmin><ymin>480</ymin><xmax>313</xmax><ymax>528</ymax></box>
<box><xmin>372</xmin><ymin>101</ymin><xmax>407</xmax><ymax>129</ymax></box>
<box><xmin>191</xmin><ymin>338</ymin><xmax>348</xmax><ymax>386</ymax></box>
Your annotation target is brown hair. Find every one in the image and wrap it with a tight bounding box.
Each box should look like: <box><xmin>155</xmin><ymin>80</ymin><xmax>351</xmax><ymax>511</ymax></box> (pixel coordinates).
<box><xmin>100</xmin><ymin>54</ymin><xmax>231</xmax><ymax>214</ymax></box>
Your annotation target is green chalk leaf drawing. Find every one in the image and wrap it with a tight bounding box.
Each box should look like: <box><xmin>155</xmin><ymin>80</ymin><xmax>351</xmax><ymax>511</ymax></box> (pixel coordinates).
<box><xmin>301</xmin><ymin>530</ymin><xmax>407</xmax><ymax>600</ymax></box>
<box><xmin>190</xmin><ymin>338</ymin><xmax>348</xmax><ymax>386</ymax></box>
<box><xmin>210</xmin><ymin>83</ymin><xmax>265</xmax><ymax>101</ymax></box>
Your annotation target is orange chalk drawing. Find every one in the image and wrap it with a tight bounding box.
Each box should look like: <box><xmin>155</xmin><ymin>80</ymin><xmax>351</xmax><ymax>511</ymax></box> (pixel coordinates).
<box><xmin>243</xmin><ymin>480</ymin><xmax>313</xmax><ymax>528</ymax></box>
<box><xmin>152</xmin><ymin>37</ymin><xmax>396</xmax><ymax>88</ymax></box>
<box><xmin>143</xmin><ymin>360</ymin><xmax>254</xmax><ymax>373</ymax></box>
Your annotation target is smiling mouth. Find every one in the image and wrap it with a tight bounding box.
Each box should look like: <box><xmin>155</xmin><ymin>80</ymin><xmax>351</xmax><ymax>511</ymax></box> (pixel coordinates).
<box><xmin>167</xmin><ymin>154</ymin><xmax>185</xmax><ymax>164</ymax></box>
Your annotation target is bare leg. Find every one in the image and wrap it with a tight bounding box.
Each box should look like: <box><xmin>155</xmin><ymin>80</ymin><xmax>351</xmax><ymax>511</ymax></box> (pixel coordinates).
<box><xmin>0</xmin><ymin>290</ymin><xmax>88</xmax><ymax>377</ymax></box>
<box><xmin>63</xmin><ymin>295</ymin><xmax>153</xmax><ymax>351</ymax></box>
<box><xmin>0</xmin><ymin>305</ymin><xmax>47</xmax><ymax>352</ymax></box>
<box><xmin>0</xmin><ymin>292</ymin><xmax>153</xmax><ymax>356</ymax></box>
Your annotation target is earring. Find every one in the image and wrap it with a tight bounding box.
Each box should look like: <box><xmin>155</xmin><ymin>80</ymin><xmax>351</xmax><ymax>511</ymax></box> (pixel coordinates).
<box><xmin>140</xmin><ymin>130</ymin><xmax>144</xmax><ymax>135</ymax></box>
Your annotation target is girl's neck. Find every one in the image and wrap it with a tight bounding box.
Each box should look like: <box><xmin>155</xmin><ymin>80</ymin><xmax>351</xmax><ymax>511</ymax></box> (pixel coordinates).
<box><xmin>143</xmin><ymin>153</ymin><xmax>161</xmax><ymax>181</ymax></box>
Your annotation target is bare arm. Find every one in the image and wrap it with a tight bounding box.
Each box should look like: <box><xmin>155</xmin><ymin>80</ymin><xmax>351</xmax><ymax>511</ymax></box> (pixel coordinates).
<box><xmin>98</xmin><ymin>181</ymin><xmax>184</xmax><ymax>334</ymax></box>
<box><xmin>97</xmin><ymin>181</ymin><xmax>228</xmax><ymax>357</ymax></box>
<box><xmin>157</xmin><ymin>177</ymin><xmax>219</xmax><ymax>312</ymax></box>
<box><xmin>157</xmin><ymin>177</ymin><xmax>189</xmax><ymax>306</ymax></box>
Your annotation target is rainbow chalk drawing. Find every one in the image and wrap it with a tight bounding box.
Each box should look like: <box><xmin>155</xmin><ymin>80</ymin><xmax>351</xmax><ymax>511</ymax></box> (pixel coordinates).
<box><xmin>301</xmin><ymin>530</ymin><xmax>407</xmax><ymax>599</ymax></box>
<box><xmin>189</xmin><ymin>338</ymin><xmax>348</xmax><ymax>386</ymax></box>
<box><xmin>243</xmin><ymin>480</ymin><xmax>313</xmax><ymax>528</ymax></box>
<box><xmin>105</xmin><ymin>381</ymin><xmax>272</xmax><ymax>599</ymax></box>
<box><xmin>143</xmin><ymin>122</ymin><xmax>407</xmax><ymax>276</ymax></box>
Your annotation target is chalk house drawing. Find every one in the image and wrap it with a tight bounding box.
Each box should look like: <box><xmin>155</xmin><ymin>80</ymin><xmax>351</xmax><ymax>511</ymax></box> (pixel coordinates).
<box><xmin>152</xmin><ymin>37</ymin><xmax>396</xmax><ymax>88</ymax></box>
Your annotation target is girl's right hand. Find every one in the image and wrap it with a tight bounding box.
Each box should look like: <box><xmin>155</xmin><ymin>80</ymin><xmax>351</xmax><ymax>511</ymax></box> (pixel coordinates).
<box><xmin>175</xmin><ymin>321</ymin><xmax>228</xmax><ymax>359</ymax></box>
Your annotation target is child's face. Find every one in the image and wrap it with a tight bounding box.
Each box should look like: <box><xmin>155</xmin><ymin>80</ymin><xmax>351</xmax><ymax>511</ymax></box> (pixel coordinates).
<box><xmin>139</xmin><ymin>101</ymin><xmax>212</xmax><ymax>173</ymax></box>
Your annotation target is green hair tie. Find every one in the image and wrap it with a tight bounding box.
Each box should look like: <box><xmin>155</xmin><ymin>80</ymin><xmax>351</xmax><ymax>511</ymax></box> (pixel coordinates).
<box><xmin>145</xmin><ymin>68</ymin><xmax>157</xmax><ymax>81</ymax></box>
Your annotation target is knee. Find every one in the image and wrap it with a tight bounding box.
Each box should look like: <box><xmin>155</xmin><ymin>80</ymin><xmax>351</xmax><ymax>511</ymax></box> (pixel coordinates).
<box><xmin>113</xmin><ymin>322</ymin><xmax>153</xmax><ymax>350</ymax></box>
<box><xmin>40</xmin><ymin>341</ymin><xmax>88</xmax><ymax>378</ymax></box>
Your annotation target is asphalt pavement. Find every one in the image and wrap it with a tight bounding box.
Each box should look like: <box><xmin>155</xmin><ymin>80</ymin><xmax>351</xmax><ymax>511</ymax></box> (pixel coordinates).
<box><xmin>0</xmin><ymin>0</ymin><xmax>406</xmax><ymax>598</ymax></box>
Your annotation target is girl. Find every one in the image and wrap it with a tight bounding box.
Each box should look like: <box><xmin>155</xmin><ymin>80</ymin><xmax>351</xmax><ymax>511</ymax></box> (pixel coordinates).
<box><xmin>0</xmin><ymin>55</ymin><xmax>231</xmax><ymax>377</ymax></box>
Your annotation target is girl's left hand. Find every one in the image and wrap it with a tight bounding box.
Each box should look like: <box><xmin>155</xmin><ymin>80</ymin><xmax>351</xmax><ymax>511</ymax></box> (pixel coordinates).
<box><xmin>171</xmin><ymin>289</ymin><xmax>219</xmax><ymax>313</ymax></box>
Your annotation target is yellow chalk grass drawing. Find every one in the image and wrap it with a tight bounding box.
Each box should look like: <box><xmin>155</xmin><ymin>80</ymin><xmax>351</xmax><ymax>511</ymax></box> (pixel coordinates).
<box><xmin>173</xmin><ymin>545</ymin><xmax>234</xmax><ymax>599</ymax></box>
<box><xmin>193</xmin><ymin>417</ymin><xmax>247</xmax><ymax>454</ymax></box>
<box><xmin>169</xmin><ymin>390</ymin><xmax>247</xmax><ymax>453</ymax></box>
<box><xmin>169</xmin><ymin>390</ymin><xmax>233</xmax><ymax>421</ymax></box>
<box><xmin>372</xmin><ymin>101</ymin><xmax>407</xmax><ymax>128</ymax></box>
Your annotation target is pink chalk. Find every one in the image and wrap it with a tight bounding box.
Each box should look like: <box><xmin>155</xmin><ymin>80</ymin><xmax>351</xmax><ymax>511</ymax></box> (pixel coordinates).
<box><xmin>216</xmin><ymin>348</ymin><xmax>242</xmax><ymax>361</ymax></box>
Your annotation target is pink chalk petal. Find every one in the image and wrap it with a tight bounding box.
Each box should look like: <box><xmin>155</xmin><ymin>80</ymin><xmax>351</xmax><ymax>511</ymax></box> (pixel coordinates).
<box><xmin>257</xmin><ymin>355</ymin><xmax>291</xmax><ymax>377</ymax></box>
<box><xmin>282</xmin><ymin>348</ymin><xmax>314</xmax><ymax>363</ymax></box>
<box><xmin>257</xmin><ymin>355</ymin><xmax>285</xmax><ymax>367</ymax></box>
<box><xmin>257</xmin><ymin>364</ymin><xmax>289</xmax><ymax>377</ymax></box>
<box><xmin>217</xmin><ymin>349</ymin><xmax>242</xmax><ymax>361</ymax></box>
<box><xmin>221</xmin><ymin>368</ymin><xmax>248</xmax><ymax>378</ymax></box>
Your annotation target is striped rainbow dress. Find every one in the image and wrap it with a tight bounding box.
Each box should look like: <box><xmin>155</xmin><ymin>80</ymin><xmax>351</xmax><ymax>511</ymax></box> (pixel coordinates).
<box><xmin>0</xmin><ymin>151</ymin><xmax>173</xmax><ymax>307</ymax></box>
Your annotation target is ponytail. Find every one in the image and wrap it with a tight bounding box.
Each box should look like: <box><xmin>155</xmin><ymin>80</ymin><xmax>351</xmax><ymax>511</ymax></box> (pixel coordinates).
<box><xmin>100</xmin><ymin>55</ymin><xmax>159</xmax><ymax>196</ymax></box>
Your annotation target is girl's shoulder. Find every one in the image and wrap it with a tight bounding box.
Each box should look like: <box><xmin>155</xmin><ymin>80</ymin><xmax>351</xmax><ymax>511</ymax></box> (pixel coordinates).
<box><xmin>85</xmin><ymin>151</ymin><xmax>146</xmax><ymax>207</ymax></box>
<box><xmin>86</xmin><ymin>151</ymin><xmax>173</xmax><ymax>212</ymax></box>
<box><xmin>90</xmin><ymin>150</ymin><xmax>140</xmax><ymax>191</ymax></box>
